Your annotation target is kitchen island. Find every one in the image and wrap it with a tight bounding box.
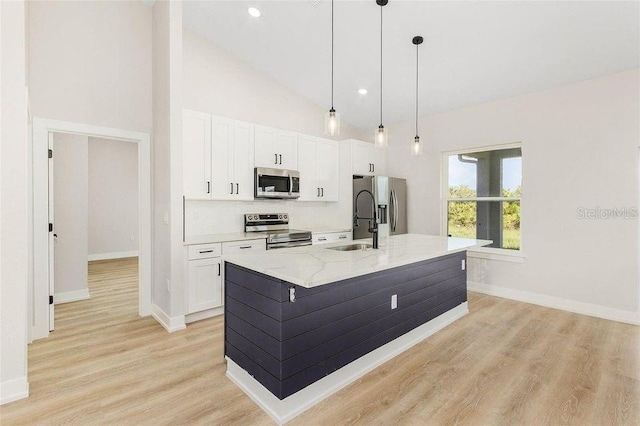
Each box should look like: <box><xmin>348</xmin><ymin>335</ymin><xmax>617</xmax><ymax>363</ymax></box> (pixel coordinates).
<box><xmin>223</xmin><ymin>234</ymin><xmax>490</xmax><ymax>424</ymax></box>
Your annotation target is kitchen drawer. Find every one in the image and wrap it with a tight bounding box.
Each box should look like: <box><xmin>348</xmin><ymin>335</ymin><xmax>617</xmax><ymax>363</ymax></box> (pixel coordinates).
<box><xmin>222</xmin><ymin>239</ymin><xmax>266</xmax><ymax>254</ymax></box>
<box><xmin>312</xmin><ymin>232</ymin><xmax>352</xmax><ymax>245</ymax></box>
<box><xmin>188</xmin><ymin>243</ymin><xmax>222</xmax><ymax>260</ymax></box>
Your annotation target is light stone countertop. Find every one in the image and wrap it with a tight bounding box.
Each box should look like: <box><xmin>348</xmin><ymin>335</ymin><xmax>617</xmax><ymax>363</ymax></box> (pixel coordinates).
<box><xmin>184</xmin><ymin>233</ymin><xmax>266</xmax><ymax>245</ymax></box>
<box><xmin>223</xmin><ymin>233</ymin><xmax>492</xmax><ymax>288</ymax></box>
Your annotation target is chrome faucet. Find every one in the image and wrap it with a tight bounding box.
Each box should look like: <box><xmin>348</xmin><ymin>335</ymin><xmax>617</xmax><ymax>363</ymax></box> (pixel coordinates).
<box><xmin>353</xmin><ymin>189</ymin><xmax>379</xmax><ymax>249</ymax></box>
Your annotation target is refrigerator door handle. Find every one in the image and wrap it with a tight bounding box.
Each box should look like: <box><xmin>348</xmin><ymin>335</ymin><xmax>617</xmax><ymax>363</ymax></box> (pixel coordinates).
<box><xmin>394</xmin><ymin>190</ymin><xmax>399</xmax><ymax>232</ymax></box>
<box><xmin>389</xmin><ymin>190</ymin><xmax>395</xmax><ymax>232</ymax></box>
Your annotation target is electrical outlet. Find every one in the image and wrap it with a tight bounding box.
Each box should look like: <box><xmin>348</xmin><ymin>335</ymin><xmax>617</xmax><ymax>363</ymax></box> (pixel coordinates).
<box><xmin>166</xmin><ymin>278</ymin><xmax>171</xmax><ymax>292</ymax></box>
<box><xmin>391</xmin><ymin>294</ymin><xmax>397</xmax><ymax>309</ymax></box>
<box><xmin>130</xmin><ymin>235</ymin><xmax>135</xmax><ymax>242</ymax></box>
<box><xmin>163</xmin><ymin>212</ymin><xmax>169</xmax><ymax>224</ymax></box>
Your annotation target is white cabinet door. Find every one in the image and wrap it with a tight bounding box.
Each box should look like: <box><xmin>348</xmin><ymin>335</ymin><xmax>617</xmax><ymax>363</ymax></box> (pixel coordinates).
<box><xmin>352</xmin><ymin>140</ymin><xmax>374</xmax><ymax>176</ymax></box>
<box><xmin>188</xmin><ymin>257</ymin><xmax>222</xmax><ymax>313</ymax></box>
<box><xmin>297</xmin><ymin>135</ymin><xmax>318</xmax><ymax>201</ymax></box>
<box><xmin>277</xmin><ymin>130</ymin><xmax>298</xmax><ymax>170</ymax></box>
<box><xmin>210</xmin><ymin>116</ymin><xmax>234</xmax><ymax>200</ymax></box>
<box><xmin>254</xmin><ymin>125</ymin><xmax>279</xmax><ymax>168</ymax></box>
<box><xmin>183</xmin><ymin>110</ymin><xmax>212</xmax><ymax>198</ymax></box>
<box><xmin>373</xmin><ymin>145</ymin><xmax>387</xmax><ymax>175</ymax></box>
<box><xmin>254</xmin><ymin>125</ymin><xmax>298</xmax><ymax>170</ymax></box>
<box><xmin>231</xmin><ymin>120</ymin><xmax>255</xmax><ymax>200</ymax></box>
<box><xmin>316</xmin><ymin>139</ymin><xmax>339</xmax><ymax>201</ymax></box>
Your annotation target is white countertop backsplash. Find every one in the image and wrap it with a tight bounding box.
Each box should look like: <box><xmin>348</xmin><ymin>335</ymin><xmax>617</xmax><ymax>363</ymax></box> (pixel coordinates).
<box><xmin>223</xmin><ymin>234</ymin><xmax>492</xmax><ymax>288</ymax></box>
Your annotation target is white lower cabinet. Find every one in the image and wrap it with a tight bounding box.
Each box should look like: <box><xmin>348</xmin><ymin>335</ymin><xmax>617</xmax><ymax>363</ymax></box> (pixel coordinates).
<box><xmin>186</xmin><ymin>239</ymin><xmax>266</xmax><ymax>316</ymax></box>
<box><xmin>188</xmin><ymin>257</ymin><xmax>222</xmax><ymax>314</ymax></box>
<box><xmin>312</xmin><ymin>231</ymin><xmax>352</xmax><ymax>245</ymax></box>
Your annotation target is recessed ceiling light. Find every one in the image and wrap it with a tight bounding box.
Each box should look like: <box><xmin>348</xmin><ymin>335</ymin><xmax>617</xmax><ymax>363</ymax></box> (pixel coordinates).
<box><xmin>358</xmin><ymin>89</ymin><xmax>368</xmax><ymax>95</ymax></box>
<box><xmin>248</xmin><ymin>7</ymin><xmax>261</xmax><ymax>18</ymax></box>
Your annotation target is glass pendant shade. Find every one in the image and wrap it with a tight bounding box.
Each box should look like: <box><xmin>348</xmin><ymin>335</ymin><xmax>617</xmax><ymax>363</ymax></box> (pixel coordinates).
<box><xmin>325</xmin><ymin>108</ymin><xmax>340</xmax><ymax>136</ymax></box>
<box><xmin>375</xmin><ymin>125</ymin><xmax>388</xmax><ymax>147</ymax></box>
<box><xmin>411</xmin><ymin>135</ymin><xmax>422</xmax><ymax>156</ymax></box>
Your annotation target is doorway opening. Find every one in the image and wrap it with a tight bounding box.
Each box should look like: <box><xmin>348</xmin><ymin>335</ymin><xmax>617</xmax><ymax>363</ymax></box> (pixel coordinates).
<box><xmin>32</xmin><ymin>118</ymin><xmax>151</xmax><ymax>341</ymax></box>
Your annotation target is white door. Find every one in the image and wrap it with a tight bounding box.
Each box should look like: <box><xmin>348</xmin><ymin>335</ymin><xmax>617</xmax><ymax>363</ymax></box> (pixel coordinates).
<box><xmin>188</xmin><ymin>257</ymin><xmax>223</xmax><ymax>313</ymax></box>
<box><xmin>232</xmin><ymin>120</ymin><xmax>255</xmax><ymax>200</ymax></box>
<box><xmin>210</xmin><ymin>116</ymin><xmax>233</xmax><ymax>199</ymax></box>
<box><xmin>48</xmin><ymin>132</ymin><xmax>55</xmax><ymax>331</ymax></box>
<box><xmin>183</xmin><ymin>110</ymin><xmax>212</xmax><ymax>198</ymax></box>
<box><xmin>297</xmin><ymin>136</ymin><xmax>318</xmax><ymax>201</ymax></box>
<box><xmin>316</xmin><ymin>139</ymin><xmax>340</xmax><ymax>201</ymax></box>
<box><xmin>276</xmin><ymin>131</ymin><xmax>298</xmax><ymax>170</ymax></box>
<box><xmin>254</xmin><ymin>125</ymin><xmax>278</xmax><ymax>168</ymax></box>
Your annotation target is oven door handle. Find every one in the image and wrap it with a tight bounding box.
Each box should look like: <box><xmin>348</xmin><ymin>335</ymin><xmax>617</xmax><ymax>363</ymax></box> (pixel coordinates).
<box><xmin>267</xmin><ymin>240</ymin><xmax>312</xmax><ymax>250</ymax></box>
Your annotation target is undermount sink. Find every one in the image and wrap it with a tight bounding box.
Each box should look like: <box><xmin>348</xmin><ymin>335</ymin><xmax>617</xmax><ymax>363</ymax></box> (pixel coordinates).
<box><xmin>326</xmin><ymin>243</ymin><xmax>373</xmax><ymax>252</ymax></box>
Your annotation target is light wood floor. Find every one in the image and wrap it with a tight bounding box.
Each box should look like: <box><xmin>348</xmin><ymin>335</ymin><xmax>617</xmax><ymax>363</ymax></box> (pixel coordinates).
<box><xmin>1</xmin><ymin>258</ymin><xmax>638</xmax><ymax>425</ymax></box>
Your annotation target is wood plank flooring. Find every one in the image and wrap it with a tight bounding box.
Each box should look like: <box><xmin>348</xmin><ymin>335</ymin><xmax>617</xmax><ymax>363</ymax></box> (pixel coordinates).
<box><xmin>1</xmin><ymin>257</ymin><xmax>638</xmax><ymax>425</ymax></box>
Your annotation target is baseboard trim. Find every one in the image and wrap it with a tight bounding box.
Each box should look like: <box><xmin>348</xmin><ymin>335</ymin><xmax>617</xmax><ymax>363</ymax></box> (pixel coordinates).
<box><xmin>226</xmin><ymin>302</ymin><xmax>469</xmax><ymax>425</ymax></box>
<box><xmin>0</xmin><ymin>376</ymin><xmax>29</xmax><ymax>405</ymax></box>
<box><xmin>54</xmin><ymin>288</ymin><xmax>90</xmax><ymax>305</ymax></box>
<box><xmin>468</xmin><ymin>281</ymin><xmax>640</xmax><ymax>325</ymax></box>
<box><xmin>150</xmin><ymin>304</ymin><xmax>186</xmax><ymax>333</ymax></box>
<box><xmin>88</xmin><ymin>251</ymin><xmax>138</xmax><ymax>261</ymax></box>
<box><xmin>185</xmin><ymin>306</ymin><xmax>224</xmax><ymax>324</ymax></box>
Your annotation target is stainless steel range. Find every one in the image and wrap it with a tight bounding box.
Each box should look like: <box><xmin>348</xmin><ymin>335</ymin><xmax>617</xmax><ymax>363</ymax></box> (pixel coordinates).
<box><xmin>244</xmin><ymin>213</ymin><xmax>312</xmax><ymax>250</ymax></box>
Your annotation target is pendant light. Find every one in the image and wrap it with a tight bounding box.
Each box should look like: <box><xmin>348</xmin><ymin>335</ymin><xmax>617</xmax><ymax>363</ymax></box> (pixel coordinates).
<box><xmin>375</xmin><ymin>0</ymin><xmax>388</xmax><ymax>147</ymax></box>
<box><xmin>325</xmin><ymin>0</ymin><xmax>340</xmax><ymax>136</ymax></box>
<box><xmin>411</xmin><ymin>36</ymin><xmax>423</xmax><ymax>156</ymax></box>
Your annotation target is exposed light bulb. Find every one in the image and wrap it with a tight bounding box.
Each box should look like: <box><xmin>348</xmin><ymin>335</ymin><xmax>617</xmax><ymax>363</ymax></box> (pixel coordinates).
<box><xmin>247</xmin><ymin>7</ymin><xmax>261</xmax><ymax>18</ymax></box>
<box><xmin>325</xmin><ymin>108</ymin><xmax>340</xmax><ymax>136</ymax></box>
<box><xmin>375</xmin><ymin>125</ymin><xmax>387</xmax><ymax>147</ymax></box>
<box><xmin>411</xmin><ymin>135</ymin><xmax>422</xmax><ymax>156</ymax></box>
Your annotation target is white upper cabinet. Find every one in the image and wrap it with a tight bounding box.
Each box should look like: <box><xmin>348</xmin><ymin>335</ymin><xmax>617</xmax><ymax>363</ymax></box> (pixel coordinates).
<box><xmin>350</xmin><ymin>139</ymin><xmax>387</xmax><ymax>176</ymax></box>
<box><xmin>183</xmin><ymin>110</ymin><xmax>255</xmax><ymax>200</ymax></box>
<box><xmin>298</xmin><ymin>135</ymin><xmax>339</xmax><ymax>202</ymax></box>
<box><xmin>183</xmin><ymin>110</ymin><xmax>212</xmax><ymax>198</ymax></box>
<box><xmin>254</xmin><ymin>125</ymin><xmax>298</xmax><ymax>170</ymax></box>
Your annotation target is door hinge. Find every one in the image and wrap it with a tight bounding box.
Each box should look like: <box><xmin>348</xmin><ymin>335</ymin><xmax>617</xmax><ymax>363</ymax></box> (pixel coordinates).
<box><xmin>49</xmin><ymin>295</ymin><xmax>54</xmax><ymax>305</ymax></box>
<box><xmin>48</xmin><ymin>149</ymin><xmax>53</xmax><ymax>159</ymax></box>
<box><xmin>49</xmin><ymin>223</ymin><xmax>53</xmax><ymax>232</ymax></box>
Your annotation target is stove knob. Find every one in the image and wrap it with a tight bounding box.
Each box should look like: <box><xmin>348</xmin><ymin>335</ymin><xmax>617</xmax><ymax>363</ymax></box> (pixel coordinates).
<box><xmin>278</xmin><ymin>214</ymin><xmax>283</xmax><ymax>219</ymax></box>
<box><xmin>283</xmin><ymin>214</ymin><xmax>288</xmax><ymax>220</ymax></box>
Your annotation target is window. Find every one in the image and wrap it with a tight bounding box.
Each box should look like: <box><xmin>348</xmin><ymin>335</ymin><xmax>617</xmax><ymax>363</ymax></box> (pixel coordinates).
<box><xmin>444</xmin><ymin>145</ymin><xmax>522</xmax><ymax>251</ymax></box>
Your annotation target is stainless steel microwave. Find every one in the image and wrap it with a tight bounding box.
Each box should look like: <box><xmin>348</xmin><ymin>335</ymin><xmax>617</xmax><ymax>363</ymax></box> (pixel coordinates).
<box><xmin>254</xmin><ymin>167</ymin><xmax>300</xmax><ymax>199</ymax></box>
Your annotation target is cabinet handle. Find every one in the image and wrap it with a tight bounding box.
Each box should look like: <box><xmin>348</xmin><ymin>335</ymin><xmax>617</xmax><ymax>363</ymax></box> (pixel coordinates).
<box><xmin>317</xmin><ymin>187</ymin><xmax>320</xmax><ymax>197</ymax></box>
<box><xmin>279</xmin><ymin>154</ymin><xmax>282</xmax><ymax>165</ymax></box>
<box><xmin>275</xmin><ymin>153</ymin><xmax>278</xmax><ymax>164</ymax></box>
<box><xmin>199</xmin><ymin>250</ymin><xmax>214</xmax><ymax>254</ymax></box>
<box><xmin>207</xmin><ymin>181</ymin><xmax>211</xmax><ymax>194</ymax></box>
<box><xmin>218</xmin><ymin>262</ymin><xmax>221</xmax><ymax>276</ymax></box>
<box><xmin>372</xmin><ymin>163</ymin><xmax>375</xmax><ymax>173</ymax></box>
<box><xmin>235</xmin><ymin>183</ymin><xmax>239</xmax><ymax>194</ymax></box>
<box><xmin>318</xmin><ymin>237</ymin><xmax>327</xmax><ymax>241</ymax></box>
<box><xmin>230</xmin><ymin>183</ymin><xmax>233</xmax><ymax>194</ymax></box>
<box><xmin>321</xmin><ymin>187</ymin><xmax>324</xmax><ymax>197</ymax></box>
<box><xmin>369</xmin><ymin>163</ymin><xmax>372</xmax><ymax>172</ymax></box>
<box><xmin>339</xmin><ymin>235</ymin><xmax>347</xmax><ymax>239</ymax></box>
<box><xmin>239</xmin><ymin>246</ymin><xmax>252</xmax><ymax>249</ymax></box>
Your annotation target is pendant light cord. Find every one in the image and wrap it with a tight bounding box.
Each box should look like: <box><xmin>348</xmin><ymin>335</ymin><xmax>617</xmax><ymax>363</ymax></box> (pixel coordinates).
<box><xmin>416</xmin><ymin>42</ymin><xmax>419</xmax><ymax>137</ymax></box>
<box><xmin>331</xmin><ymin>0</ymin><xmax>334</xmax><ymax>109</ymax></box>
<box><xmin>380</xmin><ymin>4</ymin><xmax>383</xmax><ymax>126</ymax></box>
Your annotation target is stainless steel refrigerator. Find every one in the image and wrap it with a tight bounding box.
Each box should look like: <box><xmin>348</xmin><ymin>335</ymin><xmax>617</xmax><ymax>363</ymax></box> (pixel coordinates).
<box><xmin>353</xmin><ymin>176</ymin><xmax>407</xmax><ymax>240</ymax></box>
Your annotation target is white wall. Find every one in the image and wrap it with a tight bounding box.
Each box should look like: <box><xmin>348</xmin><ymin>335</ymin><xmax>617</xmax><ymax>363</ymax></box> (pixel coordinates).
<box><xmin>88</xmin><ymin>137</ymin><xmax>138</xmax><ymax>258</ymax></box>
<box><xmin>1</xmin><ymin>0</ymin><xmax>29</xmax><ymax>404</ymax></box>
<box><xmin>383</xmin><ymin>69</ymin><xmax>640</xmax><ymax>322</ymax></box>
<box><xmin>182</xmin><ymin>29</ymin><xmax>357</xmax><ymax>236</ymax></box>
<box><xmin>28</xmin><ymin>0</ymin><xmax>152</xmax><ymax>134</ymax></box>
<box><xmin>152</xmin><ymin>0</ymin><xmax>185</xmax><ymax>321</ymax></box>
<box><xmin>53</xmin><ymin>133</ymin><xmax>89</xmax><ymax>300</ymax></box>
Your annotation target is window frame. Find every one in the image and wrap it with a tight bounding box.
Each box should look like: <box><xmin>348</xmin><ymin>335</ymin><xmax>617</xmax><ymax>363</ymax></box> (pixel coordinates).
<box><xmin>441</xmin><ymin>142</ymin><xmax>524</xmax><ymax>259</ymax></box>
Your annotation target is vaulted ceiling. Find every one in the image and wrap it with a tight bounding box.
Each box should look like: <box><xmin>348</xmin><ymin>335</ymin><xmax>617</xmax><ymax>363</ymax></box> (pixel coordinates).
<box><xmin>183</xmin><ymin>1</ymin><xmax>640</xmax><ymax>130</ymax></box>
